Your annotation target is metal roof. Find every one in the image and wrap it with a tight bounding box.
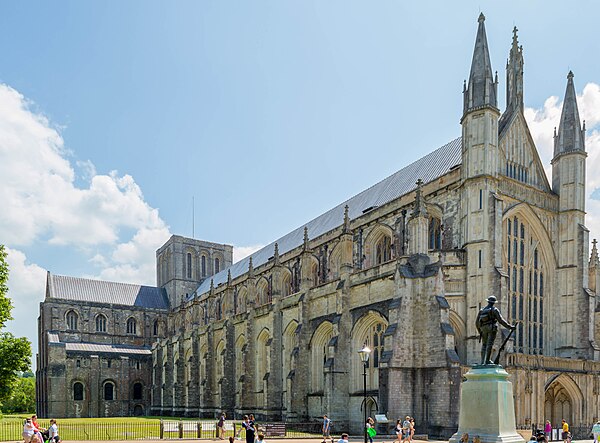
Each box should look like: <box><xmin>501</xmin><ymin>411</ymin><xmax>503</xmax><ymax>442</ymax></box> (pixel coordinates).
<box><xmin>196</xmin><ymin>136</ymin><xmax>462</xmax><ymax>297</ymax></box>
<box><xmin>64</xmin><ymin>342</ymin><xmax>152</xmax><ymax>355</ymax></box>
<box><xmin>48</xmin><ymin>274</ymin><xmax>169</xmax><ymax>309</ymax></box>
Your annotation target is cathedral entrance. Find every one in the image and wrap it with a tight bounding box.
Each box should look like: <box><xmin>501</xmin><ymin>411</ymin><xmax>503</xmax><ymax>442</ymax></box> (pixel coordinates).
<box><xmin>544</xmin><ymin>380</ymin><xmax>573</xmax><ymax>426</ymax></box>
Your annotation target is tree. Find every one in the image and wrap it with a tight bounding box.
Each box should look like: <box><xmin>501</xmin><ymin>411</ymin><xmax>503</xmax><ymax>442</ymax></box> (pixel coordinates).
<box><xmin>0</xmin><ymin>245</ymin><xmax>32</xmax><ymax>410</ymax></box>
<box><xmin>1</xmin><ymin>376</ymin><xmax>35</xmax><ymax>413</ymax></box>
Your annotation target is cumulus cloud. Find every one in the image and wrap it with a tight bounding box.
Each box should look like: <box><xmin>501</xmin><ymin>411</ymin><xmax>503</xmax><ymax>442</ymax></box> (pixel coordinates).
<box><xmin>0</xmin><ymin>83</ymin><xmax>173</xmax><ymax>356</ymax></box>
<box><xmin>525</xmin><ymin>81</ymin><xmax>600</xmax><ymax>239</ymax></box>
<box><xmin>233</xmin><ymin>244</ymin><xmax>265</xmax><ymax>263</ymax></box>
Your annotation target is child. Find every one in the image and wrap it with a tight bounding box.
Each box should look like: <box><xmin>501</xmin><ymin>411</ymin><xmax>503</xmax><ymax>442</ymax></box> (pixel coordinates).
<box><xmin>48</xmin><ymin>419</ymin><xmax>60</xmax><ymax>443</ymax></box>
<box><xmin>256</xmin><ymin>434</ymin><xmax>265</xmax><ymax>443</ymax></box>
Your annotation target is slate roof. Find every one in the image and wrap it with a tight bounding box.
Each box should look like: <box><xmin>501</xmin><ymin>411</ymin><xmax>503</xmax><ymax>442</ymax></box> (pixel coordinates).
<box><xmin>196</xmin><ymin>136</ymin><xmax>462</xmax><ymax>297</ymax></box>
<box><xmin>64</xmin><ymin>342</ymin><xmax>152</xmax><ymax>355</ymax></box>
<box><xmin>48</xmin><ymin>273</ymin><xmax>169</xmax><ymax>309</ymax></box>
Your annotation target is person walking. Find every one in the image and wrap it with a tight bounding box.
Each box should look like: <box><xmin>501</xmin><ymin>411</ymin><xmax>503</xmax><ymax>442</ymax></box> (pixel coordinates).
<box><xmin>322</xmin><ymin>415</ymin><xmax>332</xmax><ymax>442</ymax></box>
<box><xmin>48</xmin><ymin>419</ymin><xmax>60</xmax><ymax>443</ymax></box>
<box><xmin>395</xmin><ymin>419</ymin><xmax>403</xmax><ymax>442</ymax></box>
<box><xmin>239</xmin><ymin>415</ymin><xmax>256</xmax><ymax>443</ymax></box>
<box><xmin>544</xmin><ymin>420</ymin><xmax>552</xmax><ymax>442</ymax></box>
<box><xmin>365</xmin><ymin>417</ymin><xmax>375</xmax><ymax>443</ymax></box>
<box><xmin>592</xmin><ymin>420</ymin><xmax>600</xmax><ymax>442</ymax></box>
<box><xmin>401</xmin><ymin>416</ymin><xmax>411</xmax><ymax>443</ymax></box>
<box><xmin>561</xmin><ymin>419</ymin><xmax>570</xmax><ymax>443</ymax></box>
<box><xmin>409</xmin><ymin>417</ymin><xmax>415</xmax><ymax>442</ymax></box>
<box><xmin>217</xmin><ymin>412</ymin><xmax>226</xmax><ymax>440</ymax></box>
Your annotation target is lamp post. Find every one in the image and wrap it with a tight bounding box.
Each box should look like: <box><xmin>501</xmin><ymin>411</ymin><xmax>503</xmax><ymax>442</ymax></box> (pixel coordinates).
<box><xmin>358</xmin><ymin>345</ymin><xmax>371</xmax><ymax>443</ymax></box>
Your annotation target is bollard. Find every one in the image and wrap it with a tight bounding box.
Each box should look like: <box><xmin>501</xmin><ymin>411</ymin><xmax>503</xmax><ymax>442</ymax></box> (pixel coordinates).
<box><xmin>178</xmin><ymin>420</ymin><xmax>184</xmax><ymax>439</ymax></box>
<box><xmin>197</xmin><ymin>422</ymin><xmax>202</xmax><ymax>439</ymax></box>
<box><xmin>160</xmin><ymin>419</ymin><xmax>164</xmax><ymax>439</ymax></box>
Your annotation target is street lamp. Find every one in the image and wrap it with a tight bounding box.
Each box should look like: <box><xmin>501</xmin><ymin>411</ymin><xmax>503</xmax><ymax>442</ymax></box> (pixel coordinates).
<box><xmin>358</xmin><ymin>345</ymin><xmax>371</xmax><ymax>443</ymax></box>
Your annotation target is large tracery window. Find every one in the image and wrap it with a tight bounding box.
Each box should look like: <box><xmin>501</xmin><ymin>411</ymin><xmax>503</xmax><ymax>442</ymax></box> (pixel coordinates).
<box><xmin>506</xmin><ymin>216</ymin><xmax>545</xmax><ymax>354</ymax></box>
<box><xmin>428</xmin><ymin>216</ymin><xmax>442</xmax><ymax>250</ymax></box>
<box><xmin>352</xmin><ymin>313</ymin><xmax>388</xmax><ymax>391</ymax></box>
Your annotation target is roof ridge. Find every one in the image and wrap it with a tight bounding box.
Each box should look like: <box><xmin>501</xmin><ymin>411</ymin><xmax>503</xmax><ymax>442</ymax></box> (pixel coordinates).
<box><xmin>51</xmin><ymin>272</ymin><xmax>157</xmax><ymax>289</ymax></box>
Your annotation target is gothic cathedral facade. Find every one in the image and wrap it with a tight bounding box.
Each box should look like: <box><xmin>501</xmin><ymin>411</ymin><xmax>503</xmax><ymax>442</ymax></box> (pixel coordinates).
<box><xmin>38</xmin><ymin>14</ymin><xmax>600</xmax><ymax>437</ymax></box>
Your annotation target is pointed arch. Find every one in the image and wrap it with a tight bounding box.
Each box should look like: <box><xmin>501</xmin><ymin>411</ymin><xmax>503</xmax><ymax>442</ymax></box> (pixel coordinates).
<box><xmin>256</xmin><ymin>328</ymin><xmax>271</xmax><ymax>390</ymax></box>
<box><xmin>236</xmin><ymin>286</ymin><xmax>248</xmax><ymax>314</ymax></box>
<box><xmin>364</xmin><ymin>224</ymin><xmax>394</xmax><ymax>268</ymax></box>
<box><xmin>544</xmin><ymin>374</ymin><xmax>584</xmax><ymax>427</ymax></box>
<box><xmin>309</xmin><ymin>321</ymin><xmax>334</xmax><ymax>393</ymax></box>
<box><xmin>281</xmin><ymin>268</ymin><xmax>293</xmax><ymax>297</ymax></box>
<box><xmin>256</xmin><ymin>277</ymin><xmax>270</xmax><ymax>306</ymax></box>
<box><xmin>328</xmin><ymin>242</ymin><xmax>343</xmax><ymax>280</ymax></box>
<box><xmin>448</xmin><ymin>310</ymin><xmax>466</xmax><ymax>363</ymax></box>
<box><xmin>351</xmin><ymin>310</ymin><xmax>388</xmax><ymax>392</ymax></box>
<box><xmin>235</xmin><ymin>334</ymin><xmax>246</xmax><ymax>406</ymax></box>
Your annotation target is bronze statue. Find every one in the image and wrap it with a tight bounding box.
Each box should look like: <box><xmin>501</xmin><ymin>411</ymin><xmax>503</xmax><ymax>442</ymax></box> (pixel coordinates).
<box><xmin>475</xmin><ymin>296</ymin><xmax>516</xmax><ymax>365</ymax></box>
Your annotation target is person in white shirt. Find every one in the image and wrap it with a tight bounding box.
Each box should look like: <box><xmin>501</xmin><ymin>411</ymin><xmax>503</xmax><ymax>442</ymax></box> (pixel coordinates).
<box><xmin>48</xmin><ymin>419</ymin><xmax>59</xmax><ymax>443</ymax></box>
<box><xmin>592</xmin><ymin>421</ymin><xmax>600</xmax><ymax>442</ymax></box>
<box><xmin>337</xmin><ymin>433</ymin><xmax>349</xmax><ymax>443</ymax></box>
<box><xmin>22</xmin><ymin>418</ymin><xmax>35</xmax><ymax>443</ymax></box>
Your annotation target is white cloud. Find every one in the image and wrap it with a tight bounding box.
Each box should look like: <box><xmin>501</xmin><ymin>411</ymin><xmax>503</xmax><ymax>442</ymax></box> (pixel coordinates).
<box><xmin>0</xmin><ymin>83</ymin><xmax>173</xmax><ymax>356</ymax></box>
<box><xmin>3</xmin><ymin>247</ymin><xmax>47</xmax><ymax>358</ymax></box>
<box><xmin>525</xmin><ymin>81</ymin><xmax>600</xmax><ymax>240</ymax></box>
<box><xmin>233</xmin><ymin>244</ymin><xmax>265</xmax><ymax>263</ymax></box>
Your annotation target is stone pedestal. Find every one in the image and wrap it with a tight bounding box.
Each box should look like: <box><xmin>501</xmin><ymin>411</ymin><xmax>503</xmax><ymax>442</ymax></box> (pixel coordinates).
<box><xmin>450</xmin><ymin>365</ymin><xmax>525</xmax><ymax>443</ymax></box>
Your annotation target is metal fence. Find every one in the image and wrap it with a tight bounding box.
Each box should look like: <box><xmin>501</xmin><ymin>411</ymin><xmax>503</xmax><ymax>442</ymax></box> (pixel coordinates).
<box><xmin>0</xmin><ymin>419</ymin><xmax>323</xmax><ymax>441</ymax></box>
<box><xmin>526</xmin><ymin>424</ymin><xmax>594</xmax><ymax>441</ymax></box>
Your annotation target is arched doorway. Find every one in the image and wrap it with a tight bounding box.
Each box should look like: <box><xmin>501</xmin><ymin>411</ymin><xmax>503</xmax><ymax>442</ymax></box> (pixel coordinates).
<box><xmin>545</xmin><ymin>379</ymin><xmax>575</xmax><ymax>426</ymax></box>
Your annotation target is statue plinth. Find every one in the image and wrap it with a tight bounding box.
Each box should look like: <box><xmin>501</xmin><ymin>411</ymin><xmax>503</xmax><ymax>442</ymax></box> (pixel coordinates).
<box><xmin>449</xmin><ymin>365</ymin><xmax>525</xmax><ymax>443</ymax></box>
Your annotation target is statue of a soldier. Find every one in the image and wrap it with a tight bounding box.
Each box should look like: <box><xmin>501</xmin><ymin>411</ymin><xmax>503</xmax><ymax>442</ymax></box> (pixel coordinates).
<box><xmin>476</xmin><ymin>296</ymin><xmax>516</xmax><ymax>365</ymax></box>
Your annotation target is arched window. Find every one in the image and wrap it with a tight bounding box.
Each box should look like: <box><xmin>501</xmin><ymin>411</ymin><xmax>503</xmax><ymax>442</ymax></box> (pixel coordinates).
<box><xmin>256</xmin><ymin>279</ymin><xmax>270</xmax><ymax>306</ymax></box>
<box><xmin>328</xmin><ymin>245</ymin><xmax>342</xmax><ymax>280</ymax></box>
<box><xmin>66</xmin><ymin>310</ymin><xmax>78</xmax><ymax>331</ymax></box>
<box><xmin>201</xmin><ymin>255</ymin><xmax>206</xmax><ymax>277</ymax></box>
<box><xmin>282</xmin><ymin>272</ymin><xmax>292</xmax><ymax>297</ymax></box>
<box><xmin>96</xmin><ymin>314</ymin><xmax>107</xmax><ymax>333</ymax></box>
<box><xmin>351</xmin><ymin>312</ymin><xmax>388</xmax><ymax>391</ymax></box>
<box><xmin>126</xmin><ymin>318</ymin><xmax>137</xmax><ymax>335</ymax></box>
<box><xmin>428</xmin><ymin>216</ymin><xmax>442</xmax><ymax>250</ymax></box>
<box><xmin>375</xmin><ymin>235</ymin><xmax>392</xmax><ymax>264</ymax></box>
<box><xmin>310</xmin><ymin>260</ymin><xmax>319</xmax><ymax>287</ymax></box>
<box><xmin>153</xmin><ymin>320</ymin><xmax>159</xmax><ymax>336</ymax></box>
<box><xmin>103</xmin><ymin>381</ymin><xmax>115</xmax><ymax>400</ymax></box>
<box><xmin>133</xmin><ymin>382</ymin><xmax>143</xmax><ymax>400</ymax></box>
<box><xmin>255</xmin><ymin>329</ymin><xmax>270</xmax><ymax>401</ymax></box>
<box><xmin>505</xmin><ymin>215</ymin><xmax>546</xmax><ymax>355</ymax></box>
<box><xmin>215</xmin><ymin>258</ymin><xmax>220</xmax><ymax>273</ymax></box>
<box><xmin>309</xmin><ymin>322</ymin><xmax>334</xmax><ymax>393</ymax></box>
<box><xmin>73</xmin><ymin>382</ymin><xmax>84</xmax><ymax>401</ymax></box>
<box><xmin>186</xmin><ymin>253</ymin><xmax>192</xmax><ymax>279</ymax></box>
<box><xmin>235</xmin><ymin>335</ymin><xmax>246</xmax><ymax>407</ymax></box>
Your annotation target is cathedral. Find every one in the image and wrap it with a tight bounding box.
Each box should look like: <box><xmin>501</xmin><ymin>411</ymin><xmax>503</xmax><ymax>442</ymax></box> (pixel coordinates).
<box><xmin>37</xmin><ymin>14</ymin><xmax>600</xmax><ymax>438</ymax></box>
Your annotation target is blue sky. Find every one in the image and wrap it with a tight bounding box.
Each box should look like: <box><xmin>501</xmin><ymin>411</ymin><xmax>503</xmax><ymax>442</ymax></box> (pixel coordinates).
<box><xmin>1</xmin><ymin>1</ymin><xmax>600</xmax><ymax>363</ymax></box>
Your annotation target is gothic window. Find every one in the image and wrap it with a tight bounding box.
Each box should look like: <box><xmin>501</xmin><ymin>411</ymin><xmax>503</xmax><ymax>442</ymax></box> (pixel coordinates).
<box><xmin>235</xmin><ymin>335</ymin><xmax>246</xmax><ymax>406</ymax></box>
<box><xmin>66</xmin><ymin>310</ymin><xmax>78</xmax><ymax>331</ymax></box>
<box><xmin>309</xmin><ymin>322</ymin><xmax>333</xmax><ymax>393</ymax></box>
<box><xmin>428</xmin><ymin>216</ymin><xmax>442</xmax><ymax>250</ymax></box>
<box><xmin>310</xmin><ymin>261</ymin><xmax>319</xmax><ymax>287</ymax></box>
<box><xmin>96</xmin><ymin>314</ymin><xmax>107</xmax><ymax>333</ymax></box>
<box><xmin>133</xmin><ymin>382</ymin><xmax>143</xmax><ymax>400</ymax></box>
<box><xmin>103</xmin><ymin>381</ymin><xmax>115</xmax><ymax>400</ymax></box>
<box><xmin>505</xmin><ymin>216</ymin><xmax>545</xmax><ymax>354</ymax></box>
<box><xmin>153</xmin><ymin>320</ymin><xmax>159</xmax><ymax>336</ymax></box>
<box><xmin>256</xmin><ymin>279</ymin><xmax>270</xmax><ymax>306</ymax></box>
<box><xmin>352</xmin><ymin>313</ymin><xmax>388</xmax><ymax>391</ymax></box>
<box><xmin>282</xmin><ymin>272</ymin><xmax>292</xmax><ymax>297</ymax></box>
<box><xmin>126</xmin><ymin>317</ymin><xmax>137</xmax><ymax>335</ymax></box>
<box><xmin>255</xmin><ymin>329</ymin><xmax>270</xmax><ymax>393</ymax></box>
<box><xmin>73</xmin><ymin>382</ymin><xmax>84</xmax><ymax>401</ymax></box>
<box><xmin>186</xmin><ymin>253</ymin><xmax>192</xmax><ymax>279</ymax></box>
<box><xmin>215</xmin><ymin>258</ymin><xmax>220</xmax><ymax>273</ymax></box>
<box><xmin>201</xmin><ymin>255</ymin><xmax>206</xmax><ymax>277</ymax></box>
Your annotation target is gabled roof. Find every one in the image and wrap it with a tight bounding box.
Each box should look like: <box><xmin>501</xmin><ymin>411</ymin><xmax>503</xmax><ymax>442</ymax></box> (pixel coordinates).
<box><xmin>47</xmin><ymin>273</ymin><xmax>169</xmax><ymax>309</ymax></box>
<box><xmin>195</xmin><ymin>136</ymin><xmax>462</xmax><ymax>297</ymax></box>
<box><xmin>64</xmin><ymin>342</ymin><xmax>152</xmax><ymax>355</ymax></box>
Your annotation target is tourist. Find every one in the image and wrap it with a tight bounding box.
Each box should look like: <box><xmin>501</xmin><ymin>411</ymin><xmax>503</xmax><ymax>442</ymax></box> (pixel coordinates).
<box><xmin>561</xmin><ymin>420</ymin><xmax>569</xmax><ymax>443</ymax></box>
<box><xmin>409</xmin><ymin>417</ymin><xmax>415</xmax><ymax>442</ymax></box>
<box><xmin>337</xmin><ymin>433</ymin><xmax>349</xmax><ymax>443</ymax></box>
<box><xmin>240</xmin><ymin>415</ymin><xmax>256</xmax><ymax>443</ymax></box>
<box><xmin>401</xmin><ymin>416</ymin><xmax>411</xmax><ymax>443</ymax></box>
<box><xmin>48</xmin><ymin>419</ymin><xmax>60</xmax><ymax>443</ymax></box>
<box><xmin>256</xmin><ymin>434</ymin><xmax>266</xmax><ymax>443</ymax></box>
<box><xmin>322</xmin><ymin>415</ymin><xmax>332</xmax><ymax>442</ymax></box>
<box><xmin>31</xmin><ymin>415</ymin><xmax>47</xmax><ymax>442</ymax></box>
<box><xmin>366</xmin><ymin>417</ymin><xmax>375</xmax><ymax>443</ymax></box>
<box><xmin>395</xmin><ymin>419</ymin><xmax>403</xmax><ymax>442</ymax></box>
<box><xmin>544</xmin><ymin>420</ymin><xmax>552</xmax><ymax>442</ymax></box>
<box><xmin>22</xmin><ymin>418</ymin><xmax>35</xmax><ymax>443</ymax></box>
<box><xmin>592</xmin><ymin>421</ymin><xmax>600</xmax><ymax>442</ymax></box>
<box><xmin>217</xmin><ymin>412</ymin><xmax>226</xmax><ymax>440</ymax></box>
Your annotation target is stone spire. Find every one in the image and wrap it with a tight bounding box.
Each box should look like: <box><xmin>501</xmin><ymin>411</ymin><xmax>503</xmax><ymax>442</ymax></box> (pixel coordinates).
<box><xmin>410</xmin><ymin>179</ymin><xmax>428</xmax><ymax>219</ymax></box>
<box><xmin>273</xmin><ymin>242</ymin><xmax>281</xmax><ymax>266</ymax></box>
<box><xmin>342</xmin><ymin>205</ymin><xmax>350</xmax><ymax>233</ymax></box>
<box><xmin>463</xmin><ymin>13</ymin><xmax>498</xmax><ymax>117</ymax></box>
<box><xmin>505</xmin><ymin>26</ymin><xmax>524</xmax><ymax>115</ymax></box>
<box><xmin>591</xmin><ymin>239</ymin><xmax>599</xmax><ymax>268</ymax></box>
<box><xmin>303</xmin><ymin>226</ymin><xmax>310</xmax><ymax>251</ymax></box>
<box><xmin>227</xmin><ymin>269</ymin><xmax>232</xmax><ymax>286</ymax></box>
<box><xmin>553</xmin><ymin>71</ymin><xmax>586</xmax><ymax>158</ymax></box>
<box><xmin>248</xmin><ymin>257</ymin><xmax>254</xmax><ymax>278</ymax></box>
<box><xmin>210</xmin><ymin>278</ymin><xmax>215</xmax><ymax>293</ymax></box>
